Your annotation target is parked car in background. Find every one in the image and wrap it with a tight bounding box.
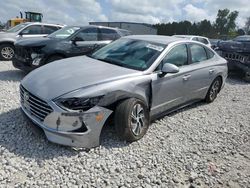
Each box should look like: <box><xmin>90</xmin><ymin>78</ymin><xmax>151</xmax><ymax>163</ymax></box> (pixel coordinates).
<box><xmin>0</xmin><ymin>22</ymin><xmax>63</xmax><ymax>60</ymax></box>
<box><xmin>20</xmin><ymin>35</ymin><xmax>227</xmax><ymax>148</ymax></box>
<box><xmin>209</xmin><ymin>39</ymin><xmax>221</xmax><ymax>49</ymax></box>
<box><xmin>13</xmin><ymin>25</ymin><xmax>131</xmax><ymax>71</ymax></box>
<box><xmin>173</xmin><ymin>35</ymin><xmax>212</xmax><ymax>48</ymax></box>
<box><xmin>216</xmin><ymin>35</ymin><xmax>250</xmax><ymax>82</ymax></box>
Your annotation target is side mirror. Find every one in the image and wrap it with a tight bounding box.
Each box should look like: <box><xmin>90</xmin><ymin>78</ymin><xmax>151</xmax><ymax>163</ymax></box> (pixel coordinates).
<box><xmin>161</xmin><ymin>63</ymin><xmax>179</xmax><ymax>74</ymax></box>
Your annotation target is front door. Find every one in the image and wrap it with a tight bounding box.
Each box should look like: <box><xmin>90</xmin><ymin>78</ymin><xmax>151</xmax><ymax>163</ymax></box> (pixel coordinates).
<box><xmin>70</xmin><ymin>28</ymin><xmax>110</xmax><ymax>56</ymax></box>
<box><xmin>151</xmin><ymin>44</ymin><xmax>190</xmax><ymax>116</ymax></box>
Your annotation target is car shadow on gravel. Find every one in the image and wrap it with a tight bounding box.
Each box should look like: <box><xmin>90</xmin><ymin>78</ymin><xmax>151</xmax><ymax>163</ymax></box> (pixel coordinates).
<box><xmin>0</xmin><ymin>108</ymin><xmax>79</xmax><ymax>159</ymax></box>
<box><xmin>226</xmin><ymin>75</ymin><xmax>250</xmax><ymax>85</ymax></box>
<box><xmin>0</xmin><ymin>70</ymin><xmax>27</xmax><ymax>82</ymax></box>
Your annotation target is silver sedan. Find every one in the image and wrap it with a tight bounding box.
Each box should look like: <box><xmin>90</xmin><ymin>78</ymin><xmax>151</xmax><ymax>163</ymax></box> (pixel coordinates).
<box><xmin>20</xmin><ymin>35</ymin><xmax>228</xmax><ymax>148</ymax></box>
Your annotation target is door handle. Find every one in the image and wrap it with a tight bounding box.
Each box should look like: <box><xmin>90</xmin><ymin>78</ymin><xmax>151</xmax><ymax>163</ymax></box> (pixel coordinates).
<box><xmin>209</xmin><ymin>69</ymin><xmax>215</xmax><ymax>74</ymax></box>
<box><xmin>183</xmin><ymin>75</ymin><xmax>191</xmax><ymax>81</ymax></box>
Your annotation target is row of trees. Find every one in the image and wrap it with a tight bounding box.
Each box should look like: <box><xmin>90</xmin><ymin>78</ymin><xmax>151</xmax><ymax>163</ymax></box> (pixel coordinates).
<box><xmin>154</xmin><ymin>9</ymin><xmax>250</xmax><ymax>39</ymax></box>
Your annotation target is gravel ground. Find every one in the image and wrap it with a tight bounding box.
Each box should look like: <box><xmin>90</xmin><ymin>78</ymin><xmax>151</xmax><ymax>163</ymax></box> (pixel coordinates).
<box><xmin>0</xmin><ymin>61</ymin><xmax>250</xmax><ymax>188</ymax></box>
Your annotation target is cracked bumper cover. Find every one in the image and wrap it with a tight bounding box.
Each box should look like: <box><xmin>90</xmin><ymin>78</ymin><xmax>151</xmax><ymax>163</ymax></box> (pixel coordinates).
<box><xmin>21</xmin><ymin>105</ymin><xmax>112</xmax><ymax>148</ymax></box>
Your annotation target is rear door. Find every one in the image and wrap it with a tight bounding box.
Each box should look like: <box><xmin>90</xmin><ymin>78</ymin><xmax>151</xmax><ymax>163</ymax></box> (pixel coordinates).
<box><xmin>183</xmin><ymin>43</ymin><xmax>216</xmax><ymax>101</ymax></box>
<box><xmin>98</xmin><ymin>28</ymin><xmax>120</xmax><ymax>49</ymax></box>
<box><xmin>43</xmin><ymin>25</ymin><xmax>61</xmax><ymax>35</ymax></box>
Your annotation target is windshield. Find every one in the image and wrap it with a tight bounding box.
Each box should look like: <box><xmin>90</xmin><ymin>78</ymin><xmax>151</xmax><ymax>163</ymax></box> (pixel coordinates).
<box><xmin>234</xmin><ymin>36</ymin><xmax>250</xmax><ymax>42</ymax></box>
<box><xmin>48</xmin><ymin>26</ymin><xmax>80</xmax><ymax>39</ymax></box>
<box><xmin>6</xmin><ymin>23</ymin><xmax>29</xmax><ymax>33</ymax></box>
<box><xmin>91</xmin><ymin>38</ymin><xmax>166</xmax><ymax>71</ymax></box>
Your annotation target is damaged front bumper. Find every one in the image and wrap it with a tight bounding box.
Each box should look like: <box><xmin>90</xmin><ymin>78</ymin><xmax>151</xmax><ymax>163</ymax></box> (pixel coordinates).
<box><xmin>21</xmin><ymin>104</ymin><xmax>112</xmax><ymax>149</ymax></box>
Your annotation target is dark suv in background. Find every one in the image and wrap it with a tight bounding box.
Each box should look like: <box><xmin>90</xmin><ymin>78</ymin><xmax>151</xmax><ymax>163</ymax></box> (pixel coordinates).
<box><xmin>13</xmin><ymin>25</ymin><xmax>131</xmax><ymax>71</ymax></box>
<box><xmin>0</xmin><ymin>22</ymin><xmax>63</xmax><ymax>60</ymax></box>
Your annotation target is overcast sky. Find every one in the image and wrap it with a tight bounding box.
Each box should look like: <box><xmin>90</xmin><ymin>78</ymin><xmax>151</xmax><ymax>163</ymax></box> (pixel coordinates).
<box><xmin>0</xmin><ymin>0</ymin><xmax>249</xmax><ymax>28</ymax></box>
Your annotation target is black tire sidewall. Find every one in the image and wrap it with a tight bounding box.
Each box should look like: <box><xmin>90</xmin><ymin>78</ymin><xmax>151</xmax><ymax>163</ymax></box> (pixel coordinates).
<box><xmin>115</xmin><ymin>98</ymin><xmax>149</xmax><ymax>142</ymax></box>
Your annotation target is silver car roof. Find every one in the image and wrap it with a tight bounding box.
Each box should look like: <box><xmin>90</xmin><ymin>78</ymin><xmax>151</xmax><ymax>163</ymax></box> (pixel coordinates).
<box><xmin>124</xmin><ymin>35</ymin><xmax>188</xmax><ymax>45</ymax></box>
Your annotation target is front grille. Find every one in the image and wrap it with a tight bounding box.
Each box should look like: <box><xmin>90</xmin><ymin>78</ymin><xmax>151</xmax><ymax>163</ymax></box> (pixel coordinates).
<box><xmin>15</xmin><ymin>46</ymin><xmax>31</xmax><ymax>60</ymax></box>
<box><xmin>222</xmin><ymin>52</ymin><xmax>249</xmax><ymax>63</ymax></box>
<box><xmin>20</xmin><ymin>85</ymin><xmax>53</xmax><ymax>122</ymax></box>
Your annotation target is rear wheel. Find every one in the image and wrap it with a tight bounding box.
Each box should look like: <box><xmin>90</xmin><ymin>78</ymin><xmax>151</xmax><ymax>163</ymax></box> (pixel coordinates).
<box><xmin>205</xmin><ymin>77</ymin><xmax>222</xmax><ymax>103</ymax></box>
<box><xmin>0</xmin><ymin>44</ymin><xmax>14</xmax><ymax>60</ymax></box>
<box><xmin>115</xmin><ymin>98</ymin><xmax>149</xmax><ymax>142</ymax></box>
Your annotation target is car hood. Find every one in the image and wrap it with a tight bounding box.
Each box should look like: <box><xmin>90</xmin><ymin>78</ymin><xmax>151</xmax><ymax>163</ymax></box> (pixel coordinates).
<box><xmin>15</xmin><ymin>37</ymin><xmax>58</xmax><ymax>47</ymax></box>
<box><xmin>21</xmin><ymin>56</ymin><xmax>140</xmax><ymax>101</ymax></box>
<box><xmin>0</xmin><ymin>32</ymin><xmax>16</xmax><ymax>39</ymax></box>
<box><xmin>218</xmin><ymin>40</ymin><xmax>250</xmax><ymax>53</ymax></box>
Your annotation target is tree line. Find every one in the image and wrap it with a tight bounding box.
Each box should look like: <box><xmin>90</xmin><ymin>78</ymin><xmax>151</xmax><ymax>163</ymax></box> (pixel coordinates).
<box><xmin>154</xmin><ymin>9</ymin><xmax>250</xmax><ymax>39</ymax></box>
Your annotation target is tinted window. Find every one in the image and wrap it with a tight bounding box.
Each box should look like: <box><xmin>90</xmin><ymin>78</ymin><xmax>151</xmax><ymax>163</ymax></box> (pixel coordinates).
<box><xmin>74</xmin><ymin>28</ymin><xmax>98</xmax><ymax>41</ymax></box>
<box><xmin>192</xmin><ymin>37</ymin><xmax>199</xmax><ymax>42</ymax></box>
<box><xmin>198</xmin><ymin>38</ymin><xmax>209</xmax><ymax>44</ymax></box>
<box><xmin>100</xmin><ymin>28</ymin><xmax>119</xmax><ymax>40</ymax></box>
<box><xmin>162</xmin><ymin>44</ymin><xmax>188</xmax><ymax>67</ymax></box>
<box><xmin>190</xmin><ymin>44</ymin><xmax>207</xmax><ymax>63</ymax></box>
<box><xmin>43</xmin><ymin>25</ymin><xmax>59</xmax><ymax>34</ymax></box>
<box><xmin>48</xmin><ymin>26</ymin><xmax>80</xmax><ymax>39</ymax></box>
<box><xmin>21</xmin><ymin>25</ymin><xmax>42</xmax><ymax>34</ymax></box>
<box><xmin>91</xmin><ymin>38</ymin><xmax>165</xmax><ymax>71</ymax></box>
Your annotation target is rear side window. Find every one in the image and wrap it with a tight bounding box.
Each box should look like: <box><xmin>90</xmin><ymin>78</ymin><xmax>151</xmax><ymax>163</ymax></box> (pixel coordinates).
<box><xmin>162</xmin><ymin>44</ymin><xmax>188</xmax><ymax>67</ymax></box>
<box><xmin>206</xmin><ymin>48</ymin><xmax>215</xmax><ymax>59</ymax></box>
<box><xmin>190</xmin><ymin>44</ymin><xmax>208</xmax><ymax>63</ymax></box>
<box><xmin>192</xmin><ymin>37</ymin><xmax>199</xmax><ymax>42</ymax></box>
<box><xmin>100</xmin><ymin>28</ymin><xmax>120</xmax><ymax>40</ymax></box>
<box><xmin>43</xmin><ymin>25</ymin><xmax>59</xmax><ymax>34</ymax></box>
<box><xmin>198</xmin><ymin>38</ymin><xmax>209</xmax><ymax>44</ymax></box>
<box><xmin>74</xmin><ymin>28</ymin><xmax>98</xmax><ymax>41</ymax></box>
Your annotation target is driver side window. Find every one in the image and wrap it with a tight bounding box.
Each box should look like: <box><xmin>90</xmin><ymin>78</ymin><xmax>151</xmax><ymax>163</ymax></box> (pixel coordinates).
<box><xmin>162</xmin><ymin>44</ymin><xmax>188</xmax><ymax>67</ymax></box>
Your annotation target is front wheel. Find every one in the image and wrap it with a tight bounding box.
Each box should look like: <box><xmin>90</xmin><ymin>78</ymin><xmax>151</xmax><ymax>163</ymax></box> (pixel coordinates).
<box><xmin>115</xmin><ymin>98</ymin><xmax>149</xmax><ymax>142</ymax></box>
<box><xmin>0</xmin><ymin>44</ymin><xmax>15</xmax><ymax>60</ymax></box>
<box><xmin>205</xmin><ymin>77</ymin><xmax>222</xmax><ymax>103</ymax></box>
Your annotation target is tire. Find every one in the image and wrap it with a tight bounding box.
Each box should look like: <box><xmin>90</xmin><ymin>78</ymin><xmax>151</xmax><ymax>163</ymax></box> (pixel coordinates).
<box><xmin>243</xmin><ymin>71</ymin><xmax>250</xmax><ymax>82</ymax></box>
<box><xmin>205</xmin><ymin>77</ymin><xmax>222</xmax><ymax>103</ymax></box>
<box><xmin>115</xmin><ymin>98</ymin><xmax>149</xmax><ymax>142</ymax></box>
<box><xmin>46</xmin><ymin>55</ymin><xmax>64</xmax><ymax>64</ymax></box>
<box><xmin>0</xmin><ymin>44</ymin><xmax>15</xmax><ymax>60</ymax></box>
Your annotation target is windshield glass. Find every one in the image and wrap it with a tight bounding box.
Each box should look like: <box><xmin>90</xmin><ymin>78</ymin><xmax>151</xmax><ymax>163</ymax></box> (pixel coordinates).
<box><xmin>48</xmin><ymin>26</ymin><xmax>80</xmax><ymax>39</ymax></box>
<box><xmin>91</xmin><ymin>38</ymin><xmax>166</xmax><ymax>71</ymax></box>
<box><xmin>234</xmin><ymin>36</ymin><xmax>250</xmax><ymax>42</ymax></box>
<box><xmin>6</xmin><ymin>23</ymin><xmax>29</xmax><ymax>33</ymax></box>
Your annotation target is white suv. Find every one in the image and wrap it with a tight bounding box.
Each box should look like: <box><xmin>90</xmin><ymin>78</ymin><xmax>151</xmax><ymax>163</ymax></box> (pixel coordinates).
<box><xmin>0</xmin><ymin>22</ymin><xmax>63</xmax><ymax>60</ymax></box>
<box><xmin>173</xmin><ymin>35</ymin><xmax>212</xmax><ymax>48</ymax></box>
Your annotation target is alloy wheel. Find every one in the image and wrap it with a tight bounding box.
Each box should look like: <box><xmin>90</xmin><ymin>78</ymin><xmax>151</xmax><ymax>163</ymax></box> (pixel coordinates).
<box><xmin>131</xmin><ymin>104</ymin><xmax>145</xmax><ymax>136</ymax></box>
<box><xmin>1</xmin><ymin>47</ymin><xmax>14</xmax><ymax>60</ymax></box>
<box><xmin>209</xmin><ymin>80</ymin><xmax>220</xmax><ymax>101</ymax></box>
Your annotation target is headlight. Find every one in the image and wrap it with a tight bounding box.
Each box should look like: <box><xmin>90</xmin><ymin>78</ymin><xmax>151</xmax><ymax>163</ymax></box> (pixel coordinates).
<box><xmin>57</xmin><ymin>96</ymin><xmax>103</xmax><ymax>111</ymax></box>
<box><xmin>31</xmin><ymin>52</ymin><xmax>39</xmax><ymax>59</ymax></box>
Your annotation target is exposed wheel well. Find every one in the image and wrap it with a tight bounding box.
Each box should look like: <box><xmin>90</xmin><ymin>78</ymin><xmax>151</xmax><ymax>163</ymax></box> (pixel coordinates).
<box><xmin>0</xmin><ymin>42</ymin><xmax>14</xmax><ymax>47</ymax></box>
<box><xmin>216</xmin><ymin>75</ymin><xmax>223</xmax><ymax>93</ymax></box>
